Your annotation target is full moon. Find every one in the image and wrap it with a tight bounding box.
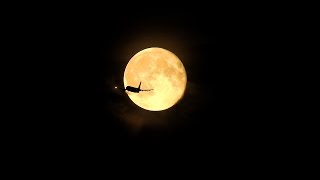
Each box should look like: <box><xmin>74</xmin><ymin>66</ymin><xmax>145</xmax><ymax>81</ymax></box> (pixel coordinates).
<box><xmin>124</xmin><ymin>47</ymin><xmax>187</xmax><ymax>111</ymax></box>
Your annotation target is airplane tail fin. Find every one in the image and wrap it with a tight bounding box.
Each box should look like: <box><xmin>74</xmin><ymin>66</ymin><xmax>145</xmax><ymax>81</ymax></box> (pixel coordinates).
<box><xmin>138</xmin><ymin>82</ymin><xmax>141</xmax><ymax>89</ymax></box>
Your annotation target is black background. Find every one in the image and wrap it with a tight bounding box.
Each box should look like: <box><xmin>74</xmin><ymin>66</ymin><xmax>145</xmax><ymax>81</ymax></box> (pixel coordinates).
<box><xmin>3</xmin><ymin>2</ymin><xmax>301</xmax><ymax>176</ymax></box>
<box><xmin>22</xmin><ymin>4</ymin><xmax>276</xmax><ymax>165</ymax></box>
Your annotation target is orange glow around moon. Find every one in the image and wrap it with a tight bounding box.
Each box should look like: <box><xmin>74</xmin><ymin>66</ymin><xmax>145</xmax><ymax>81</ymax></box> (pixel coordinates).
<box><xmin>124</xmin><ymin>47</ymin><xmax>187</xmax><ymax>111</ymax></box>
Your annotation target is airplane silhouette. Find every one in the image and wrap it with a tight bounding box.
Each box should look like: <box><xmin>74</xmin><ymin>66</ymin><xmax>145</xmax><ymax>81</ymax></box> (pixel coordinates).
<box><xmin>115</xmin><ymin>82</ymin><xmax>153</xmax><ymax>93</ymax></box>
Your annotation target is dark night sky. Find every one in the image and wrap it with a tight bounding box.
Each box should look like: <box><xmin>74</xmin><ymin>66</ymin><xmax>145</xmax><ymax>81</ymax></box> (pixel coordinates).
<box><xmin>28</xmin><ymin>4</ymin><xmax>275</xmax><ymax>162</ymax></box>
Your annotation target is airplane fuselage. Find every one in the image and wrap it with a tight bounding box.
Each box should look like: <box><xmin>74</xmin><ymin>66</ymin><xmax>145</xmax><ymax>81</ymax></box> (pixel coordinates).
<box><xmin>125</xmin><ymin>86</ymin><xmax>140</xmax><ymax>93</ymax></box>
<box><xmin>122</xmin><ymin>82</ymin><xmax>153</xmax><ymax>93</ymax></box>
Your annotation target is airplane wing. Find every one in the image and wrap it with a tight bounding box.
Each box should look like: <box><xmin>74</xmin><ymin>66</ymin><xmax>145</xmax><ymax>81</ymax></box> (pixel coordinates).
<box><xmin>141</xmin><ymin>89</ymin><xmax>153</xmax><ymax>91</ymax></box>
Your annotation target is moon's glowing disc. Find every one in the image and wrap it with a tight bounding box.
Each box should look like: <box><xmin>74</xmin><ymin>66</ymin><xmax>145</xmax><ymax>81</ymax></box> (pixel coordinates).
<box><xmin>124</xmin><ymin>47</ymin><xmax>187</xmax><ymax>111</ymax></box>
